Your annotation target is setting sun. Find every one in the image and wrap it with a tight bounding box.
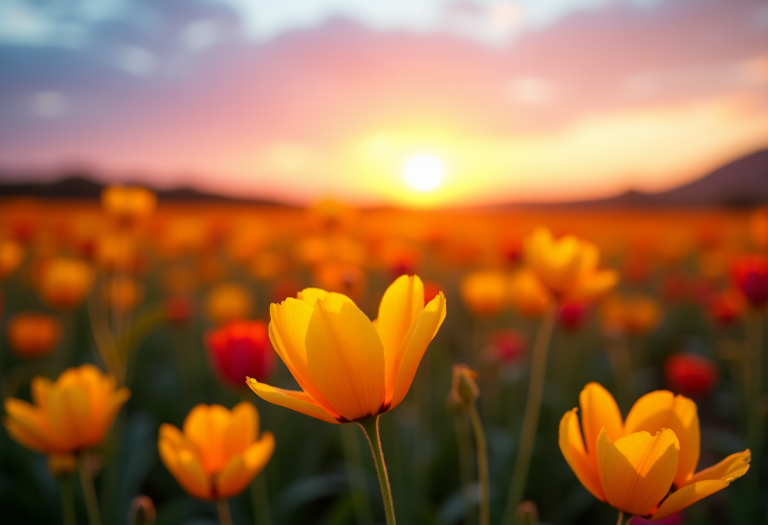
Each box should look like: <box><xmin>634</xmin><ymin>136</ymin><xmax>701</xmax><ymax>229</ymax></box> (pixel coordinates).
<box><xmin>403</xmin><ymin>153</ymin><xmax>445</xmax><ymax>192</ymax></box>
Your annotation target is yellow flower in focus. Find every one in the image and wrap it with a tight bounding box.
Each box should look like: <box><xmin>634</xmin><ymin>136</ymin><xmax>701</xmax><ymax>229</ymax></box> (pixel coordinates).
<box><xmin>524</xmin><ymin>227</ymin><xmax>618</xmax><ymax>301</ymax></box>
<box><xmin>0</xmin><ymin>239</ymin><xmax>24</xmax><ymax>280</ymax></box>
<box><xmin>460</xmin><ymin>270</ymin><xmax>507</xmax><ymax>317</ymax></box>
<box><xmin>37</xmin><ymin>257</ymin><xmax>94</xmax><ymax>309</ymax></box>
<box><xmin>3</xmin><ymin>365</ymin><xmax>130</xmax><ymax>454</ymax></box>
<box><xmin>206</xmin><ymin>283</ymin><xmax>252</xmax><ymax>326</ymax></box>
<box><xmin>101</xmin><ymin>185</ymin><xmax>157</xmax><ymax>223</ymax></box>
<box><xmin>158</xmin><ymin>402</ymin><xmax>274</xmax><ymax>500</ymax></box>
<box><xmin>559</xmin><ymin>383</ymin><xmax>749</xmax><ymax>520</ymax></box>
<box><xmin>247</xmin><ymin>275</ymin><xmax>446</xmax><ymax>423</ymax></box>
<box><xmin>508</xmin><ymin>270</ymin><xmax>553</xmax><ymax>317</ymax></box>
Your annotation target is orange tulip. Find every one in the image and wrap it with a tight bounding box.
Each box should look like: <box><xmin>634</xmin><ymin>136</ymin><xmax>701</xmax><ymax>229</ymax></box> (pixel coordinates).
<box><xmin>105</xmin><ymin>276</ymin><xmax>143</xmax><ymax>312</ymax></box>
<box><xmin>247</xmin><ymin>275</ymin><xmax>446</xmax><ymax>423</ymax></box>
<box><xmin>3</xmin><ymin>365</ymin><xmax>130</xmax><ymax>454</ymax></box>
<box><xmin>524</xmin><ymin>227</ymin><xmax>618</xmax><ymax>301</ymax></box>
<box><xmin>206</xmin><ymin>283</ymin><xmax>253</xmax><ymax>326</ymax></box>
<box><xmin>559</xmin><ymin>383</ymin><xmax>749</xmax><ymax>521</ymax></box>
<box><xmin>508</xmin><ymin>270</ymin><xmax>552</xmax><ymax>317</ymax></box>
<box><xmin>37</xmin><ymin>257</ymin><xmax>94</xmax><ymax>309</ymax></box>
<box><xmin>600</xmin><ymin>294</ymin><xmax>662</xmax><ymax>336</ymax></box>
<box><xmin>158</xmin><ymin>402</ymin><xmax>274</xmax><ymax>500</ymax></box>
<box><xmin>0</xmin><ymin>239</ymin><xmax>24</xmax><ymax>280</ymax></box>
<box><xmin>460</xmin><ymin>270</ymin><xmax>507</xmax><ymax>317</ymax></box>
<box><xmin>101</xmin><ymin>184</ymin><xmax>156</xmax><ymax>223</ymax></box>
<box><xmin>7</xmin><ymin>312</ymin><xmax>62</xmax><ymax>358</ymax></box>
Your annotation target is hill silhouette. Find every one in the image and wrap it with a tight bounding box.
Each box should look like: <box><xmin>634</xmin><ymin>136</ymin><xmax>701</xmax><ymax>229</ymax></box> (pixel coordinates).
<box><xmin>1</xmin><ymin>148</ymin><xmax>766</xmax><ymax>207</ymax></box>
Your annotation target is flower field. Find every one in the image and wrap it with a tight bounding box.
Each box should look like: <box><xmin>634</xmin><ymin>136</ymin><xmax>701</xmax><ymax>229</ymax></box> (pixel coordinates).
<box><xmin>0</xmin><ymin>192</ymin><xmax>765</xmax><ymax>525</ymax></box>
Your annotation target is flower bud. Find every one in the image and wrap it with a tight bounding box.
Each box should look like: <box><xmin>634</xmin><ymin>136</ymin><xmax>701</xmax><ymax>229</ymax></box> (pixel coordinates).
<box><xmin>515</xmin><ymin>501</ymin><xmax>539</xmax><ymax>525</ymax></box>
<box><xmin>451</xmin><ymin>364</ymin><xmax>479</xmax><ymax>406</ymax></box>
<box><xmin>128</xmin><ymin>495</ymin><xmax>156</xmax><ymax>525</ymax></box>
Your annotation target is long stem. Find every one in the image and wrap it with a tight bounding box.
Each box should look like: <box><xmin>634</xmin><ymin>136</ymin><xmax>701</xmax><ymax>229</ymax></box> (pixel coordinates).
<box><xmin>60</xmin><ymin>475</ymin><xmax>77</xmax><ymax>525</ymax></box>
<box><xmin>358</xmin><ymin>415</ymin><xmax>397</xmax><ymax>525</ymax></box>
<box><xmin>341</xmin><ymin>423</ymin><xmax>373</xmax><ymax>525</ymax></box>
<box><xmin>502</xmin><ymin>305</ymin><xmax>557</xmax><ymax>525</ymax></box>
<box><xmin>744</xmin><ymin>308</ymin><xmax>764</xmax><ymax>522</ymax></box>
<box><xmin>452</xmin><ymin>413</ymin><xmax>477</xmax><ymax>525</ymax></box>
<box><xmin>467</xmin><ymin>404</ymin><xmax>490</xmax><ymax>525</ymax></box>
<box><xmin>250</xmin><ymin>474</ymin><xmax>272</xmax><ymax>525</ymax></box>
<box><xmin>217</xmin><ymin>499</ymin><xmax>233</xmax><ymax>525</ymax></box>
<box><xmin>78</xmin><ymin>451</ymin><xmax>102</xmax><ymax>525</ymax></box>
<box><xmin>606</xmin><ymin>335</ymin><xmax>635</xmax><ymax>413</ymax></box>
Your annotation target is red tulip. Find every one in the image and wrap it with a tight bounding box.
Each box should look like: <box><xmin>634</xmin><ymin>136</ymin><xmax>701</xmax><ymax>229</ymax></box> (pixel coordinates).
<box><xmin>707</xmin><ymin>288</ymin><xmax>746</xmax><ymax>326</ymax></box>
<box><xmin>558</xmin><ymin>301</ymin><xmax>588</xmax><ymax>331</ymax></box>
<box><xmin>206</xmin><ymin>321</ymin><xmax>275</xmax><ymax>388</ymax></box>
<box><xmin>664</xmin><ymin>353</ymin><xmax>718</xmax><ymax>398</ymax></box>
<box><xmin>731</xmin><ymin>255</ymin><xmax>768</xmax><ymax>306</ymax></box>
<box><xmin>165</xmin><ymin>296</ymin><xmax>193</xmax><ymax>326</ymax></box>
<box><xmin>484</xmin><ymin>329</ymin><xmax>526</xmax><ymax>365</ymax></box>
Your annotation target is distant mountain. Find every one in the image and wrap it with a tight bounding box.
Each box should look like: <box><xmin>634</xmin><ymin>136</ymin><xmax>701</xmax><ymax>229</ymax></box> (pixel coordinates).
<box><xmin>1</xmin><ymin>148</ymin><xmax>766</xmax><ymax>207</ymax></box>
<box><xmin>0</xmin><ymin>171</ymin><xmax>289</xmax><ymax>206</ymax></box>
<box><xmin>531</xmin><ymin>148</ymin><xmax>768</xmax><ymax>209</ymax></box>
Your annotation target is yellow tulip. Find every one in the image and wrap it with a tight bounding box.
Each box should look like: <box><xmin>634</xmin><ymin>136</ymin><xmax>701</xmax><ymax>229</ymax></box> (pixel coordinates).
<box><xmin>508</xmin><ymin>269</ymin><xmax>553</xmax><ymax>317</ymax></box>
<box><xmin>158</xmin><ymin>402</ymin><xmax>274</xmax><ymax>500</ymax></box>
<box><xmin>37</xmin><ymin>257</ymin><xmax>94</xmax><ymax>309</ymax></box>
<box><xmin>3</xmin><ymin>365</ymin><xmax>130</xmax><ymax>454</ymax></box>
<box><xmin>460</xmin><ymin>270</ymin><xmax>507</xmax><ymax>317</ymax></box>
<box><xmin>247</xmin><ymin>274</ymin><xmax>446</xmax><ymax>423</ymax></box>
<box><xmin>524</xmin><ymin>227</ymin><xmax>618</xmax><ymax>301</ymax></box>
<box><xmin>559</xmin><ymin>383</ymin><xmax>750</xmax><ymax>520</ymax></box>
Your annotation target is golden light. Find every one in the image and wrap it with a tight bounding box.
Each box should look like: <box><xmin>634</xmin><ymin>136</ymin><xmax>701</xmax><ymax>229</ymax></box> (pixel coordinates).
<box><xmin>403</xmin><ymin>153</ymin><xmax>445</xmax><ymax>192</ymax></box>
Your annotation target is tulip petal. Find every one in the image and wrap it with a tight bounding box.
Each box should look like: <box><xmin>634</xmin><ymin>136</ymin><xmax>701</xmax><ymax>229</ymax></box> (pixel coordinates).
<box><xmin>224</xmin><ymin>402</ymin><xmax>257</xmax><ymax>458</ymax></box>
<box><xmin>158</xmin><ymin>424</ymin><xmax>212</xmax><ymax>500</ymax></box>
<box><xmin>90</xmin><ymin>387</ymin><xmax>130</xmax><ymax>447</ymax></box>
<box><xmin>625</xmin><ymin>391</ymin><xmax>699</xmax><ymax>487</ymax></box>
<box><xmin>3</xmin><ymin>411</ymin><xmax>53</xmax><ymax>454</ymax></box>
<box><xmin>48</xmin><ymin>384</ymin><xmax>90</xmax><ymax>451</ymax></box>
<box><xmin>215</xmin><ymin>455</ymin><xmax>252</xmax><ymax>499</ymax></box>
<box><xmin>31</xmin><ymin>377</ymin><xmax>53</xmax><ymax>409</ymax></box>
<box><xmin>183</xmin><ymin>404</ymin><xmax>232</xmax><ymax>473</ymax></box>
<box><xmin>246</xmin><ymin>378</ymin><xmax>340</xmax><ymax>424</ymax></box>
<box><xmin>597</xmin><ymin>429</ymin><xmax>679</xmax><ymax>517</ymax></box>
<box><xmin>688</xmin><ymin>449</ymin><xmax>750</xmax><ymax>485</ymax></box>
<box><xmin>269</xmin><ymin>299</ymin><xmax>340</xmax><ymax>416</ymax></box>
<box><xmin>306</xmin><ymin>293</ymin><xmax>386</xmax><ymax>421</ymax></box>
<box><xmin>3</xmin><ymin>398</ymin><xmax>54</xmax><ymax>451</ymax></box>
<box><xmin>391</xmin><ymin>292</ymin><xmax>447</xmax><ymax>408</ymax></box>
<box><xmin>651</xmin><ymin>480</ymin><xmax>728</xmax><ymax>521</ymax></box>
<box><xmin>297</xmin><ymin>288</ymin><xmax>328</xmax><ymax>305</ymax></box>
<box><xmin>377</xmin><ymin>275</ymin><xmax>424</xmax><ymax>399</ymax></box>
<box><xmin>570</xmin><ymin>270</ymin><xmax>619</xmax><ymax>301</ymax></box>
<box><xmin>558</xmin><ymin>409</ymin><xmax>605</xmax><ymax>501</ymax></box>
<box><xmin>580</xmin><ymin>382</ymin><xmax>623</xmax><ymax>457</ymax></box>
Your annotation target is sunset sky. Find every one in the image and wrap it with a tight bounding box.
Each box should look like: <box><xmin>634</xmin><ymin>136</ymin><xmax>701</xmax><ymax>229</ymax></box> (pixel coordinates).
<box><xmin>1</xmin><ymin>0</ymin><xmax>767</xmax><ymax>206</ymax></box>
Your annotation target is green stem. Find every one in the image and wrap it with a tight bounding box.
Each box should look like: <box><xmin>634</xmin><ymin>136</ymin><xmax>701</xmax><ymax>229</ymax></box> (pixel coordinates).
<box><xmin>341</xmin><ymin>423</ymin><xmax>373</xmax><ymax>525</ymax></box>
<box><xmin>60</xmin><ymin>475</ymin><xmax>77</xmax><ymax>525</ymax></box>
<box><xmin>502</xmin><ymin>305</ymin><xmax>557</xmax><ymax>525</ymax></box>
<box><xmin>467</xmin><ymin>404</ymin><xmax>490</xmax><ymax>525</ymax></box>
<box><xmin>606</xmin><ymin>335</ymin><xmax>635</xmax><ymax>413</ymax></box>
<box><xmin>251</xmin><ymin>474</ymin><xmax>272</xmax><ymax>525</ymax></box>
<box><xmin>358</xmin><ymin>415</ymin><xmax>397</xmax><ymax>525</ymax></box>
<box><xmin>452</xmin><ymin>413</ymin><xmax>477</xmax><ymax>525</ymax></box>
<box><xmin>217</xmin><ymin>499</ymin><xmax>233</xmax><ymax>525</ymax></box>
<box><xmin>744</xmin><ymin>308</ymin><xmax>764</xmax><ymax>522</ymax></box>
<box><xmin>78</xmin><ymin>451</ymin><xmax>102</xmax><ymax>525</ymax></box>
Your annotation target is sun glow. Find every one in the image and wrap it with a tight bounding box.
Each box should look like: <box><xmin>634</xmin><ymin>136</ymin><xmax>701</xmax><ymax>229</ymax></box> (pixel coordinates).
<box><xmin>403</xmin><ymin>154</ymin><xmax>445</xmax><ymax>192</ymax></box>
